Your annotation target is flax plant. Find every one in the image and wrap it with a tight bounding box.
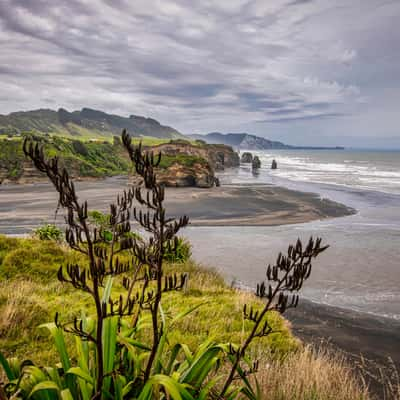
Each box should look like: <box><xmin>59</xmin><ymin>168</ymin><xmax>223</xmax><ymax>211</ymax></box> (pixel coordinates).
<box><xmin>0</xmin><ymin>130</ymin><xmax>327</xmax><ymax>400</ymax></box>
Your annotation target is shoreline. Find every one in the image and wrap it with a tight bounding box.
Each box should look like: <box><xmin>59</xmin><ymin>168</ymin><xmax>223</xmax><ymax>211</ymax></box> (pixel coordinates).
<box><xmin>0</xmin><ymin>179</ymin><xmax>355</xmax><ymax>234</ymax></box>
<box><xmin>165</xmin><ymin>184</ymin><xmax>356</xmax><ymax>226</ymax></box>
<box><xmin>286</xmin><ymin>299</ymin><xmax>400</xmax><ymax>365</ymax></box>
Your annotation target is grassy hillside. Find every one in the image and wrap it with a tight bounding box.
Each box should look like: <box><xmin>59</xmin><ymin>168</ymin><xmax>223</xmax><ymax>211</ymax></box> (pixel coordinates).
<box><xmin>0</xmin><ymin>108</ymin><xmax>183</xmax><ymax>140</ymax></box>
<box><xmin>0</xmin><ymin>135</ymin><xmax>130</xmax><ymax>180</ymax></box>
<box><xmin>0</xmin><ymin>235</ymin><xmax>370</xmax><ymax>399</ymax></box>
<box><xmin>0</xmin><ymin>235</ymin><xmax>296</xmax><ymax>363</ymax></box>
<box><xmin>0</xmin><ymin>135</ymin><xmax>208</xmax><ymax>181</ymax></box>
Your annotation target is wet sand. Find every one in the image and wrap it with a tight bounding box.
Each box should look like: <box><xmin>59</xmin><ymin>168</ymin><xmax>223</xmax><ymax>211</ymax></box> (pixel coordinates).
<box><xmin>0</xmin><ymin>177</ymin><xmax>354</xmax><ymax>234</ymax></box>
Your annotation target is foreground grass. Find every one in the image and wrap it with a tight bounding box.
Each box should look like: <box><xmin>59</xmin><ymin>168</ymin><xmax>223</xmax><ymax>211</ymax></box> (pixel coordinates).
<box><xmin>0</xmin><ymin>235</ymin><xmax>371</xmax><ymax>399</ymax></box>
<box><xmin>0</xmin><ymin>235</ymin><xmax>296</xmax><ymax>363</ymax></box>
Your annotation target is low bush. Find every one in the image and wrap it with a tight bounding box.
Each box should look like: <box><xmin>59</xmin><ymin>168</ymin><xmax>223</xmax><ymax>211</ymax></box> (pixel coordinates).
<box><xmin>72</xmin><ymin>140</ymin><xmax>89</xmax><ymax>156</ymax></box>
<box><xmin>163</xmin><ymin>237</ymin><xmax>192</xmax><ymax>263</ymax></box>
<box><xmin>33</xmin><ymin>224</ymin><xmax>63</xmax><ymax>241</ymax></box>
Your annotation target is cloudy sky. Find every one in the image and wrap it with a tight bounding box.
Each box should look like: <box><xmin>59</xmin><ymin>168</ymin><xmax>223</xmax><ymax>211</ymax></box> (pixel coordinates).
<box><xmin>0</xmin><ymin>0</ymin><xmax>399</xmax><ymax>147</ymax></box>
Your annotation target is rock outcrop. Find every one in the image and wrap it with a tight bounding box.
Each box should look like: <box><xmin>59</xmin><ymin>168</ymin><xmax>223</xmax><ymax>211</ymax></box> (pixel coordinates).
<box><xmin>155</xmin><ymin>162</ymin><xmax>216</xmax><ymax>188</ymax></box>
<box><xmin>144</xmin><ymin>140</ymin><xmax>240</xmax><ymax>188</ymax></box>
<box><xmin>252</xmin><ymin>156</ymin><xmax>261</xmax><ymax>170</ymax></box>
<box><xmin>152</xmin><ymin>141</ymin><xmax>239</xmax><ymax>171</ymax></box>
<box><xmin>241</xmin><ymin>152</ymin><xmax>253</xmax><ymax>163</ymax></box>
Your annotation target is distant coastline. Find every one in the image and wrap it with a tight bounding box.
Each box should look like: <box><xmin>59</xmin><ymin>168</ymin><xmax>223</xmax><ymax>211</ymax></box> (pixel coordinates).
<box><xmin>189</xmin><ymin>132</ymin><xmax>345</xmax><ymax>150</ymax></box>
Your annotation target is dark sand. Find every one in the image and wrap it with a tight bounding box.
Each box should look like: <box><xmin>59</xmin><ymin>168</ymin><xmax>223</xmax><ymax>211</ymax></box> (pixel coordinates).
<box><xmin>286</xmin><ymin>300</ymin><xmax>400</xmax><ymax>365</ymax></box>
<box><xmin>0</xmin><ymin>177</ymin><xmax>354</xmax><ymax>234</ymax></box>
<box><xmin>286</xmin><ymin>300</ymin><xmax>400</xmax><ymax>396</ymax></box>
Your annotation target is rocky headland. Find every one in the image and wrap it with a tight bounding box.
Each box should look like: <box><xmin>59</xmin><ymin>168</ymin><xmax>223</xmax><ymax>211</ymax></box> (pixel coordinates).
<box><xmin>0</xmin><ymin>135</ymin><xmax>240</xmax><ymax>188</ymax></box>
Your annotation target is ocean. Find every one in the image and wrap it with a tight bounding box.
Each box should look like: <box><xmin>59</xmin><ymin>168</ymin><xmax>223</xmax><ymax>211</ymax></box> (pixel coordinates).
<box><xmin>185</xmin><ymin>149</ymin><xmax>400</xmax><ymax>320</ymax></box>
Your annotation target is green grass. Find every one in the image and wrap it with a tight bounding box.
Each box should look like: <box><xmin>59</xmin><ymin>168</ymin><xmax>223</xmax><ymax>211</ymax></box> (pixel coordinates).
<box><xmin>0</xmin><ymin>135</ymin><xmax>130</xmax><ymax>179</ymax></box>
<box><xmin>157</xmin><ymin>154</ymin><xmax>209</xmax><ymax>169</ymax></box>
<box><xmin>0</xmin><ymin>236</ymin><xmax>372</xmax><ymax>399</ymax></box>
<box><xmin>131</xmin><ymin>136</ymin><xmax>171</xmax><ymax>147</ymax></box>
<box><xmin>0</xmin><ymin>134</ymin><xmax>212</xmax><ymax>180</ymax></box>
<box><xmin>0</xmin><ymin>235</ymin><xmax>297</xmax><ymax>366</ymax></box>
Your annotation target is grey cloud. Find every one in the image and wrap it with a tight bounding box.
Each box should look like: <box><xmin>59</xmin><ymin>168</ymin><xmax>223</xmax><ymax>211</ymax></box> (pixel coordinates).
<box><xmin>257</xmin><ymin>112</ymin><xmax>347</xmax><ymax>123</ymax></box>
<box><xmin>0</xmin><ymin>0</ymin><xmax>399</xmax><ymax>146</ymax></box>
<box><xmin>287</xmin><ymin>0</ymin><xmax>313</xmax><ymax>6</ymax></box>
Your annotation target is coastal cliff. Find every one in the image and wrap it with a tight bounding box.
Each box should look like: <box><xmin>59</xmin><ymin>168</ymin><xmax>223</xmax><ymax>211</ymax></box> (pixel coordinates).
<box><xmin>137</xmin><ymin>140</ymin><xmax>239</xmax><ymax>188</ymax></box>
<box><xmin>0</xmin><ymin>136</ymin><xmax>240</xmax><ymax>188</ymax></box>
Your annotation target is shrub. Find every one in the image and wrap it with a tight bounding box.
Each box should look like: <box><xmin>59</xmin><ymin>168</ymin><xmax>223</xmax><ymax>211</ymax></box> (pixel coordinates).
<box><xmin>72</xmin><ymin>140</ymin><xmax>89</xmax><ymax>156</ymax></box>
<box><xmin>33</xmin><ymin>224</ymin><xmax>63</xmax><ymax>241</ymax></box>
<box><xmin>88</xmin><ymin>210</ymin><xmax>111</xmax><ymax>229</ymax></box>
<box><xmin>163</xmin><ymin>237</ymin><xmax>192</xmax><ymax>263</ymax></box>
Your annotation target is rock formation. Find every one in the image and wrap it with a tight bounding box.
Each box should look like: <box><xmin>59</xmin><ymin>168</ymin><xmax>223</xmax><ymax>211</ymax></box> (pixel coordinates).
<box><xmin>252</xmin><ymin>156</ymin><xmax>261</xmax><ymax>170</ymax></box>
<box><xmin>241</xmin><ymin>152</ymin><xmax>253</xmax><ymax>163</ymax></box>
<box><xmin>151</xmin><ymin>141</ymin><xmax>239</xmax><ymax>171</ymax></box>
<box><xmin>155</xmin><ymin>161</ymin><xmax>216</xmax><ymax>188</ymax></box>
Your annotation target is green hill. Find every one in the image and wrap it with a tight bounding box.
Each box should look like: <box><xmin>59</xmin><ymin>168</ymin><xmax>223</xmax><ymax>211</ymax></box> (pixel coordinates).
<box><xmin>0</xmin><ymin>108</ymin><xmax>183</xmax><ymax>139</ymax></box>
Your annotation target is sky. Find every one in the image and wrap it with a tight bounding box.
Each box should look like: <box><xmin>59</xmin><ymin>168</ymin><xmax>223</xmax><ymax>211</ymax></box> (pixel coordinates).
<box><xmin>0</xmin><ymin>0</ymin><xmax>399</xmax><ymax>148</ymax></box>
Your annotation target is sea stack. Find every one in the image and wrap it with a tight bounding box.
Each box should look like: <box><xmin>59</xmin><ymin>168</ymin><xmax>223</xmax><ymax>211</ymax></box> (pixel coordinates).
<box><xmin>241</xmin><ymin>152</ymin><xmax>253</xmax><ymax>163</ymax></box>
<box><xmin>252</xmin><ymin>156</ymin><xmax>261</xmax><ymax>170</ymax></box>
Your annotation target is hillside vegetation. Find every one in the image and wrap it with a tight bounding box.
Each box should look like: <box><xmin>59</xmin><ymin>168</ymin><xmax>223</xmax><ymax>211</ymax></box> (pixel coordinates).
<box><xmin>0</xmin><ymin>134</ymin><xmax>240</xmax><ymax>187</ymax></box>
<box><xmin>0</xmin><ymin>135</ymin><xmax>131</xmax><ymax>181</ymax></box>
<box><xmin>0</xmin><ymin>135</ymin><xmax>216</xmax><ymax>183</ymax></box>
<box><xmin>0</xmin><ymin>108</ymin><xmax>183</xmax><ymax>139</ymax></box>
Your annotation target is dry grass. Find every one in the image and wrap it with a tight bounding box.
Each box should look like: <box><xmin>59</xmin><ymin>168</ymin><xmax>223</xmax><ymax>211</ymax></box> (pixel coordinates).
<box><xmin>254</xmin><ymin>345</ymin><xmax>371</xmax><ymax>400</ymax></box>
<box><xmin>358</xmin><ymin>356</ymin><xmax>400</xmax><ymax>400</ymax></box>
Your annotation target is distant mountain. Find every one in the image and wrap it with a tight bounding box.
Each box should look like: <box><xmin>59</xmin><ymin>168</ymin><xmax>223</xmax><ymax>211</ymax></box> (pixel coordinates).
<box><xmin>190</xmin><ymin>132</ymin><xmax>292</xmax><ymax>149</ymax></box>
<box><xmin>189</xmin><ymin>132</ymin><xmax>344</xmax><ymax>150</ymax></box>
<box><xmin>0</xmin><ymin>108</ymin><xmax>183</xmax><ymax>139</ymax></box>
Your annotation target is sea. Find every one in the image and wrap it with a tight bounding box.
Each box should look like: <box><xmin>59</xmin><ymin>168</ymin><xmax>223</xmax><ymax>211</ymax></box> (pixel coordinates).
<box><xmin>184</xmin><ymin>149</ymin><xmax>400</xmax><ymax>320</ymax></box>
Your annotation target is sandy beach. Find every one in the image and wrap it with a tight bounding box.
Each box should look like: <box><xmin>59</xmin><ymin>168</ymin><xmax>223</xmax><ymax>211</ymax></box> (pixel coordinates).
<box><xmin>0</xmin><ymin>177</ymin><xmax>354</xmax><ymax>234</ymax></box>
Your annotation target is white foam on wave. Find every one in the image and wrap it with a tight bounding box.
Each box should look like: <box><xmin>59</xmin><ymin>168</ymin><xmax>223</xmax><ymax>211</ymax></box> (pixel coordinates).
<box><xmin>253</xmin><ymin>150</ymin><xmax>400</xmax><ymax>195</ymax></box>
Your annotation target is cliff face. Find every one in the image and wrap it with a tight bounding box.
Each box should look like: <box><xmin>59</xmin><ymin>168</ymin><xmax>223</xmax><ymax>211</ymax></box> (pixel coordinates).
<box><xmin>155</xmin><ymin>162</ymin><xmax>216</xmax><ymax>188</ymax></box>
<box><xmin>140</xmin><ymin>140</ymin><xmax>240</xmax><ymax>188</ymax></box>
<box><xmin>152</xmin><ymin>141</ymin><xmax>239</xmax><ymax>170</ymax></box>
